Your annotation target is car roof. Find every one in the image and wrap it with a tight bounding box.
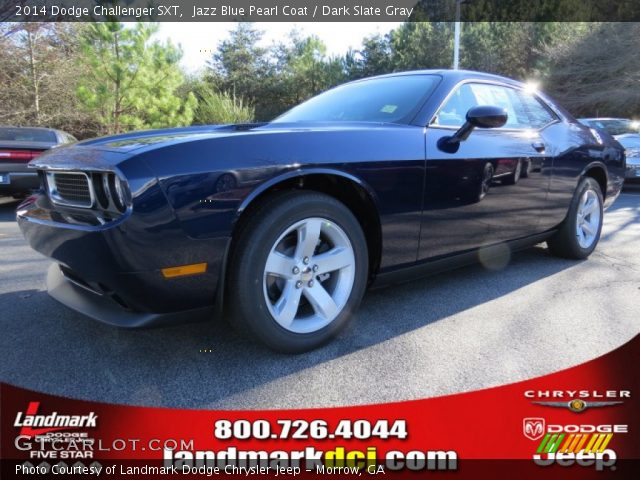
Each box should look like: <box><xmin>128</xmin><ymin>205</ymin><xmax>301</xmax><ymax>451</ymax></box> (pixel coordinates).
<box><xmin>0</xmin><ymin>125</ymin><xmax>75</xmax><ymax>140</ymax></box>
<box><xmin>0</xmin><ymin>125</ymin><xmax>61</xmax><ymax>132</ymax></box>
<box><xmin>356</xmin><ymin>69</ymin><xmax>524</xmax><ymax>87</ymax></box>
<box><xmin>579</xmin><ymin>118</ymin><xmax>631</xmax><ymax>121</ymax></box>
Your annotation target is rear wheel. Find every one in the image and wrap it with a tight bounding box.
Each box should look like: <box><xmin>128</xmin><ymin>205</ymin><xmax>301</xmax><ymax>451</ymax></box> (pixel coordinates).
<box><xmin>471</xmin><ymin>162</ymin><xmax>494</xmax><ymax>202</ymax></box>
<box><xmin>228</xmin><ymin>191</ymin><xmax>368</xmax><ymax>353</ymax></box>
<box><xmin>547</xmin><ymin>177</ymin><xmax>603</xmax><ymax>259</ymax></box>
<box><xmin>504</xmin><ymin>159</ymin><xmax>522</xmax><ymax>185</ymax></box>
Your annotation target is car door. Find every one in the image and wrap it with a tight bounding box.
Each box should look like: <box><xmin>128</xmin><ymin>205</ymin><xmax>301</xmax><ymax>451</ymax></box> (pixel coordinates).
<box><xmin>418</xmin><ymin>81</ymin><xmax>553</xmax><ymax>260</ymax></box>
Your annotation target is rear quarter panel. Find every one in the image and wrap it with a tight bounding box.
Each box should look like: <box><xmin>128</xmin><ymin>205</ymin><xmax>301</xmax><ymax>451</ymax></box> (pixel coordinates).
<box><xmin>543</xmin><ymin>122</ymin><xmax>624</xmax><ymax>228</ymax></box>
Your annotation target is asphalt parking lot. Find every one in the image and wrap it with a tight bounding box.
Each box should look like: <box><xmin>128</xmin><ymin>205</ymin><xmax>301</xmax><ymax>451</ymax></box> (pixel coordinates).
<box><xmin>1</xmin><ymin>187</ymin><xmax>639</xmax><ymax>409</ymax></box>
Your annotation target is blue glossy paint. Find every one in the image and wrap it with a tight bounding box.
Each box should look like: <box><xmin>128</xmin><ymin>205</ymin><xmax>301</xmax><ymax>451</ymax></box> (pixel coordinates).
<box><xmin>17</xmin><ymin>70</ymin><xmax>625</xmax><ymax>323</ymax></box>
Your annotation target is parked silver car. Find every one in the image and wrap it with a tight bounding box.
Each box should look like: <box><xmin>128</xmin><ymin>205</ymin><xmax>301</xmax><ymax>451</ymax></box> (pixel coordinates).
<box><xmin>579</xmin><ymin>118</ymin><xmax>640</xmax><ymax>180</ymax></box>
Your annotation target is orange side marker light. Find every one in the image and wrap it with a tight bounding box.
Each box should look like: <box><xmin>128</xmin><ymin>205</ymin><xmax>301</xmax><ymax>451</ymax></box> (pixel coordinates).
<box><xmin>161</xmin><ymin>263</ymin><xmax>207</xmax><ymax>279</ymax></box>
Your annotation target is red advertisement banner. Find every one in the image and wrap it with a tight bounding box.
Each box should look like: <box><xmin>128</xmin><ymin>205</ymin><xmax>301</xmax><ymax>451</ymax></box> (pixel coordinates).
<box><xmin>2</xmin><ymin>335</ymin><xmax>638</xmax><ymax>478</ymax></box>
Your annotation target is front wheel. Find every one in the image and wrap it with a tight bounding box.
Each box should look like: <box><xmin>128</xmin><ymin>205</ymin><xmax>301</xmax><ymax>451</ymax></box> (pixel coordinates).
<box><xmin>547</xmin><ymin>177</ymin><xmax>603</xmax><ymax>259</ymax></box>
<box><xmin>227</xmin><ymin>191</ymin><xmax>368</xmax><ymax>353</ymax></box>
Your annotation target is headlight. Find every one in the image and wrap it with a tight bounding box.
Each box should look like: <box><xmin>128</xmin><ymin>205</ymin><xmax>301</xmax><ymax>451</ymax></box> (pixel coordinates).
<box><xmin>88</xmin><ymin>171</ymin><xmax>131</xmax><ymax>213</ymax></box>
<box><xmin>106</xmin><ymin>173</ymin><xmax>130</xmax><ymax>212</ymax></box>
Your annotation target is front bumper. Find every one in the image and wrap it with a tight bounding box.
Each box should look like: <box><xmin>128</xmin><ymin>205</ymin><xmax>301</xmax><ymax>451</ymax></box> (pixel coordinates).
<box><xmin>47</xmin><ymin>263</ymin><xmax>214</xmax><ymax>327</ymax></box>
<box><xmin>17</xmin><ymin>192</ymin><xmax>229</xmax><ymax>326</ymax></box>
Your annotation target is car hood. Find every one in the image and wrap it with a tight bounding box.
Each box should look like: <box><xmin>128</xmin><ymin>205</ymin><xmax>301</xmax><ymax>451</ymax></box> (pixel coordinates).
<box><xmin>75</xmin><ymin>122</ymin><xmax>405</xmax><ymax>152</ymax></box>
<box><xmin>28</xmin><ymin>122</ymin><xmax>408</xmax><ymax>171</ymax></box>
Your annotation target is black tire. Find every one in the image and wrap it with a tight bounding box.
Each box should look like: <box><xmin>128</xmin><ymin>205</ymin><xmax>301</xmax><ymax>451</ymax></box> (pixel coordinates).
<box><xmin>521</xmin><ymin>159</ymin><xmax>532</xmax><ymax>178</ymax></box>
<box><xmin>547</xmin><ymin>177</ymin><xmax>604</xmax><ymax>259</ymax></box>
<box><xmin>504</xmin><ymin>159</ymin><xmax>522</xmax><ymax>185</ymax></box>
<box><xmin>227</xmin><ymin>190</ymin><xmax>368</xmax><ymax>353</ymax></box>
<box><xmin>470</xmin><ymin>162</ymin><xmax>494</xmax><ymax>202</ymax></box>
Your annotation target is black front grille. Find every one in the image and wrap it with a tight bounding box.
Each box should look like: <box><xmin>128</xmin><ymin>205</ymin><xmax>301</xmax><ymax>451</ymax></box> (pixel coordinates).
<box><xmin>51</xmin><ymin>172</ymin><xmax>92</xmax><ymax>207</ymax></box>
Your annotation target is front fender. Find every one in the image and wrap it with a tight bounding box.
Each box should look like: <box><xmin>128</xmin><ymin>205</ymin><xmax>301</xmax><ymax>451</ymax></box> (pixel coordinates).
<box><xmin>235</xmin><ymin>167</ymin><xmax>381</xmax><ymax>220</ymax></box>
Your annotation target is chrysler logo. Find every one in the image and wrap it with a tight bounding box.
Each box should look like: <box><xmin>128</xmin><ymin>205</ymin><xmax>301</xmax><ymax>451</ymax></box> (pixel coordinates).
<box><xmin>523</xmin><ymin>418</ymin><xmax>546</xmax><ymax>441</ymax></box>
<box><xmin>532</xmin><ymin>400</ymin><xmax>623</xmax><ymax>413</ymax></box>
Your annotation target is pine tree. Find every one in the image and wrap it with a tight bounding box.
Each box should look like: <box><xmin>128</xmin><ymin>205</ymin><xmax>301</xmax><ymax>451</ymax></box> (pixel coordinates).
<box><xmin>77</xmin><ymin>22</ymin><xmax>196</xmax><ymax>135</ymax></box>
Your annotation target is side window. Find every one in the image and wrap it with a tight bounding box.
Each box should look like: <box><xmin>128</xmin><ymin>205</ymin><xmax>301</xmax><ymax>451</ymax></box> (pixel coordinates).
<box><xmin>434</xmin><ymin>83</ymin><xmax>531</xmax><ymax>129</ymax></box>
<box><xmin>433</xmin><ymin>83</ymin><xmax>477</xmax><ymax>127</ymax></box>
<box><xmin>517</xmin><ymin>91</ymin><xmax>557</xmax><ymax>128</ymax></box>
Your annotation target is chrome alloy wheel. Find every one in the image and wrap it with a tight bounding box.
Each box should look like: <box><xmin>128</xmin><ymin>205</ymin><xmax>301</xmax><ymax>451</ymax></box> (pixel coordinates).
<box><xmin>575</xmin><ymin>189</ymin><xmax>601</xmax><ymax>249</ymax></box>
<box><xmin>263</xmin><ymin>217</ymin><xmax>355</xmax><ymax>334</ymax></box>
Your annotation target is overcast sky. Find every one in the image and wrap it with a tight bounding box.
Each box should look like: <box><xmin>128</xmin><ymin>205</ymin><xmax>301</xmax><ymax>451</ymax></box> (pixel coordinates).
<box><xmin>156</xmin><ymin>22</ymin><xmax>401</xmax><ymax>72</ymax></box>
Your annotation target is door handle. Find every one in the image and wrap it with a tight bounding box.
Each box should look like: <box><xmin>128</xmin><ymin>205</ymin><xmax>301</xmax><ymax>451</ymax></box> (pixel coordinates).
<box><xmin>531</xmin><ymin>141</ymin><xmax>546</xmax><ymax>152</ymax></box>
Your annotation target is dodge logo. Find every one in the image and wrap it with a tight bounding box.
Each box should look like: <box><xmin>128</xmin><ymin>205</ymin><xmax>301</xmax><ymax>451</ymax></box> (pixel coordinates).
<box><xmin>523</xmin><ymin>418</ymin><xmax>545</xmax><ymax>441</ymax></box>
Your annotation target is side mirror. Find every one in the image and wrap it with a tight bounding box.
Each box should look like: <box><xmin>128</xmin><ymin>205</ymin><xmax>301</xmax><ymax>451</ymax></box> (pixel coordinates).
<box><xmin>438</xmin><ymin>106</ymin><xmax>508</xmax><ymax>153</ymax></box>
<box><xmin>466</xmin><ymin>105</ymin><xmax>508</xmax><ymax>129</ymax></box>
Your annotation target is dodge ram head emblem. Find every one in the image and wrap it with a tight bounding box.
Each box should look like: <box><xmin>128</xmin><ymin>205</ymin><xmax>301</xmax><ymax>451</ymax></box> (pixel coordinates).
<box><xmin>523</xmin><ymin>418</ymin><xmax>546</xmax><ymax>441</ymax></box>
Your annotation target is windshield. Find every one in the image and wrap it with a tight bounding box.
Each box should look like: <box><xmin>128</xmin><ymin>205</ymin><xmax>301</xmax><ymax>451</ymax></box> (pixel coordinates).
<box><xmin>274</xmin><ymin>75</ymin><xmax>441</xmax><ymax>124</ymax></box>
<box><xmin>584</xmin><ymin>119</ymin><xmax>640</xmax><ymax>136</ymax></box>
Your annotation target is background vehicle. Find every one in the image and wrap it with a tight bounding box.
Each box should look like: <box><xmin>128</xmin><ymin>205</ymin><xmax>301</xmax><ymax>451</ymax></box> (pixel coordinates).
<box><xmin>17</xmin><ymin>70</ymin><xmax>625</xmax><ymax>352</ymax></box>
<box><xmin>579</xmin><ymin>118</ymin><xmax>639</xmax><ymax>181</ymax></box>
<box><xmin>0</xmin><ymin>127</ymin><xmax>76</xmax><ymax>198</ymax></box>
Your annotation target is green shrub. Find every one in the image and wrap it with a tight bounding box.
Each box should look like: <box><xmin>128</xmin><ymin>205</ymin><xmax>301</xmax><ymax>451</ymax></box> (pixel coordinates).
<box><xmin>194</xmin><ymin>89</ymin><xmax>255</xmax><ymax>125</ymax></box>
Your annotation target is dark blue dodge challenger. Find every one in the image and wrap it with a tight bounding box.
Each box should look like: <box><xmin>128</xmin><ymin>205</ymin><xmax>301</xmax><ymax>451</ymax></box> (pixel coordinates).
<box><xmin>17</xmin><ymin>70</ymin><xmax>625</xmax><ymax>352</ymax></box>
